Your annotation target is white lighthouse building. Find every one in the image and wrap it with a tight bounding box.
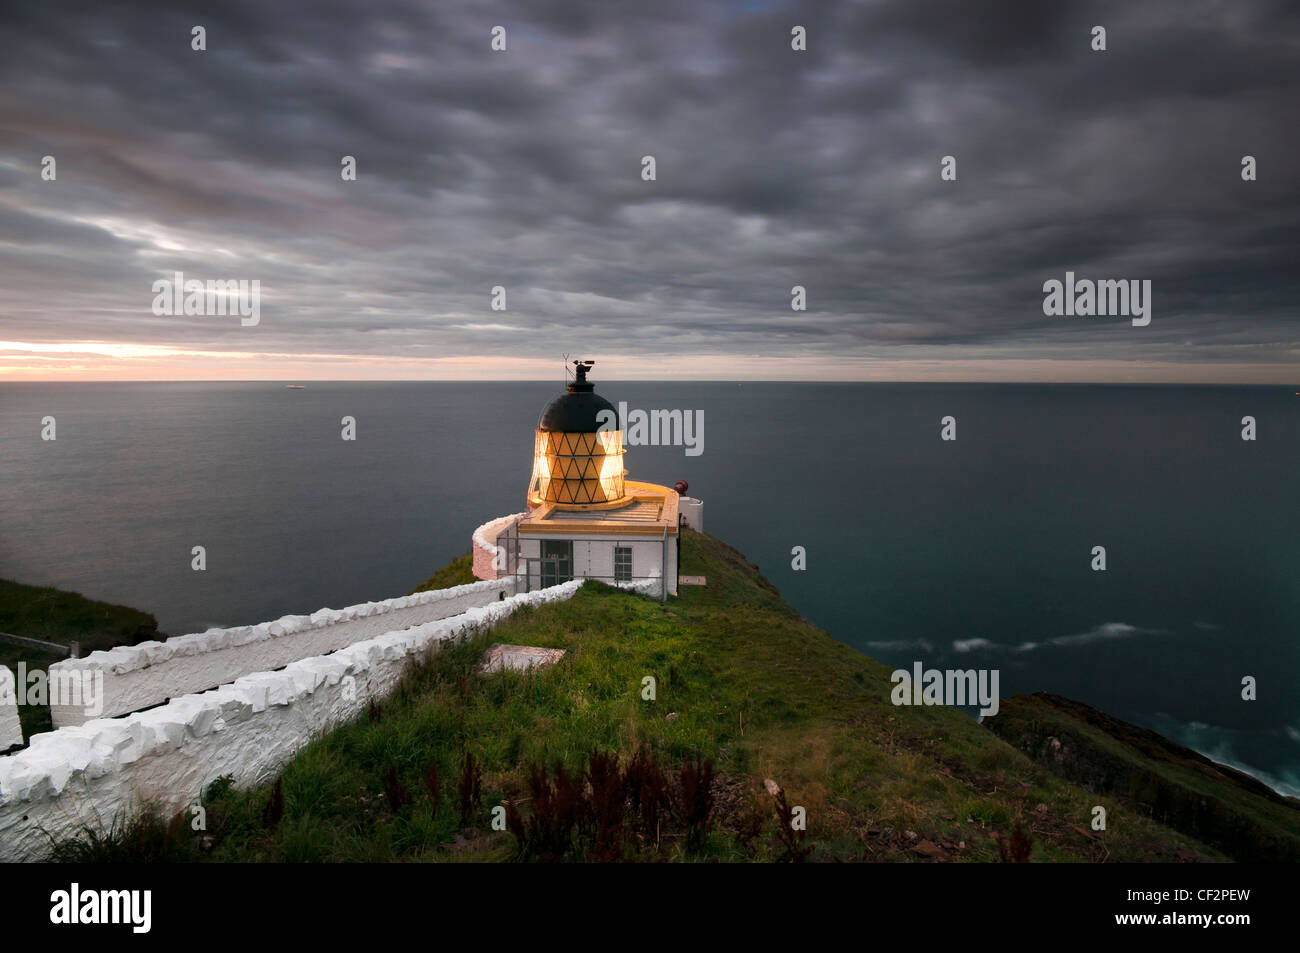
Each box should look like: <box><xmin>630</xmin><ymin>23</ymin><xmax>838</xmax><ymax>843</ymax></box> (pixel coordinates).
<box><xmin>471</xmin><ymin>361</ymin><xmax>701</xmax><ymax>601</ymax></box>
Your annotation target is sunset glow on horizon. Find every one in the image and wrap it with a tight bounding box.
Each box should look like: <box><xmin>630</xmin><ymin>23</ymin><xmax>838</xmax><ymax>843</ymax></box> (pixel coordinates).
<box><xmin>2</xmin><ymin>342</ymin><xmax>1297</xmax><ymax>385</ymax></box>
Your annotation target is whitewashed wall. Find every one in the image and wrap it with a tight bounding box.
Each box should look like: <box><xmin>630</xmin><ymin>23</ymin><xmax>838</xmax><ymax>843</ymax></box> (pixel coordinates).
<box><xmin>472</xmin><ymin>512</ymin><xmax>527</xmax><ymax>580</ymax></box>
<box><xmin>0</xmin><ymin>668</ymin><xmax>21</xmax><ymax>751</ymax></box>
<box><xmin>582</xmin><ymin>539</ymin><xmax>616</xmax><ymax>580</ymax></box>
<box><xmin>628</xmin><ymin>537</ymin><xmax>676</xmax><ymax>597</ymax></box>
<box><xmin>47</xmin><ymin>577</ymin><xmax>516</xmax><ymax>728</ymax></box>
<box><xmin>678</xmin><ymin>497</ymin><xmax>704</xmax><ymax>531</ymax></box>
<box><xmin>0</xmin><ymin>577</ymin><xmax>661</xmax><ymax>862</ymax></box>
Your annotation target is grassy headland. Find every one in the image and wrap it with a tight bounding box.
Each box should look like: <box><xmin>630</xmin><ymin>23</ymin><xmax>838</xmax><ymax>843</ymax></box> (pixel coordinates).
<box><xmin>986</xmin><ymin>692</ymin><xmax>1300</xmax><ymax>862</ymax></box>
<box><xmin>48</xmin><ymin>530</ymin><xmax>1290</xmax><ymax>863</ymax></box>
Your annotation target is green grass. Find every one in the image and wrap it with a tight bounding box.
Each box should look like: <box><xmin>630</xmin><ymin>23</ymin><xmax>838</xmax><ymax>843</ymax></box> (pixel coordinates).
<box><xmin>0</xmin><ymin>578</ymin><xmax>159</xmax><ymax>651</ymax></box>
<box><xmin>45</xmin><ymin>530</ymin><xmax>1246</xmax><ymax>862</ymax></box>
<box><xmin>0</xmin><ymin>579</ymin><xmax>162</xmax><ymax>740</ymax></box>
<box><xmin>409</xmin><ymin>553</ymin><xmax>475</xmax><ymax>594</ymax></box>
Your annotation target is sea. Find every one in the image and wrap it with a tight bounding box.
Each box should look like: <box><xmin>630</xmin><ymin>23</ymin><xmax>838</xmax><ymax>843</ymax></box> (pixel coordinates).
<box><xmin>1</xmin><ymin>381</ymin><xmax>1297</xmax><ymax>795</ymax></box>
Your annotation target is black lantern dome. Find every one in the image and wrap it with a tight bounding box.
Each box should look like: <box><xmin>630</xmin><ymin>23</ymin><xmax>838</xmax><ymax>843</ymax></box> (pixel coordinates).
<box><xmin>538</xmin><ymin>360</ymin><xmax>617</xmax><ymax>432</ymax></box>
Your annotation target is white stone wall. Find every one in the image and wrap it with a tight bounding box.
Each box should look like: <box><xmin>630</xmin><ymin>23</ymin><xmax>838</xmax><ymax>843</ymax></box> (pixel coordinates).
<box><xmin>47</xmin><ymin>577</ymin><xmax>516</xmax><ymax>728</ymax></box>
<box><xmin>472</xmin><ymin>512</ymin><xmax>527</xmax><ymax>580</ymax></box>
<box><xmin>0</xmin><ymin>577</ymin><xmax>661</xmax><ymax>861</ymax></box>
<box><xmin>474</xmin><ymin>512</ymin><xmax>524</xmax><ymax>561</ymax></box>
<box><xmin>0</xmin><ymin>577</ymin><xmax>673</xmax><ymax>862</ymax></box>
<box><xmin>0</xmin><ymin>668</ymin><xmax>21</xmax><ymax>751</ymax></box>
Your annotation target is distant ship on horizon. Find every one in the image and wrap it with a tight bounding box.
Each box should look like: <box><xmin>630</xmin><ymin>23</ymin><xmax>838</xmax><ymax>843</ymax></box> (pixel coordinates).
<box><xmin>285</xmin><ymin>384</ymin><xmax>305</xmax><ymax>389</ymax></box>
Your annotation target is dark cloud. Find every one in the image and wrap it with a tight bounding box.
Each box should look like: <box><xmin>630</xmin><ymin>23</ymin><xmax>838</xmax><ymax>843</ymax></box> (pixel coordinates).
<box><xmin>0</xmin><ymin>0</ymin><xmax>1296</xmax><ymax>377</ymax></box>
<box><xmin>862</xmin><ymin>0</ymin><xmax>1082</xmax><ymax>66</ymax></box>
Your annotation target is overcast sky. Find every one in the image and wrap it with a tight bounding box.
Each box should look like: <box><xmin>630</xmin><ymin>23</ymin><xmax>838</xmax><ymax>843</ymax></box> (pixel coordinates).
<box><xmin>1</xmin><ymin>0</ymin><xmax>1297</xmax><ymax>381</ymax></box>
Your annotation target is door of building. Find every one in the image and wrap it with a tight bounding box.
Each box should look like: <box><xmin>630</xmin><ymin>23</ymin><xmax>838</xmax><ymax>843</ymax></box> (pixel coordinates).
<box><xmin>540</xmin><ymin>540</ymin><xmax>573</xmax><ymax>587</ymax></box>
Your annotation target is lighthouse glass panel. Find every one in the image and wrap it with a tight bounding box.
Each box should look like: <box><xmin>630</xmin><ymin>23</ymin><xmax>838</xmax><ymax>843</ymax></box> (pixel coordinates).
<box><xmin>532</xmin><ymin>428</ymin><xmax>626</xmax><ymax>505</ymax></box>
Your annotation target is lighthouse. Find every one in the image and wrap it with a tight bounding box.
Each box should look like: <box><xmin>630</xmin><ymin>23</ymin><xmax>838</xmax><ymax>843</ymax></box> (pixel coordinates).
<box><xmin>472</xmin><ymin>361</ymin><xmax>693</xmax><ymax>601</ymax></box>
<box><xmin>529</xmin><ymin>360</ymin><xmax>628</xmax><ymax>507</ymax></box>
